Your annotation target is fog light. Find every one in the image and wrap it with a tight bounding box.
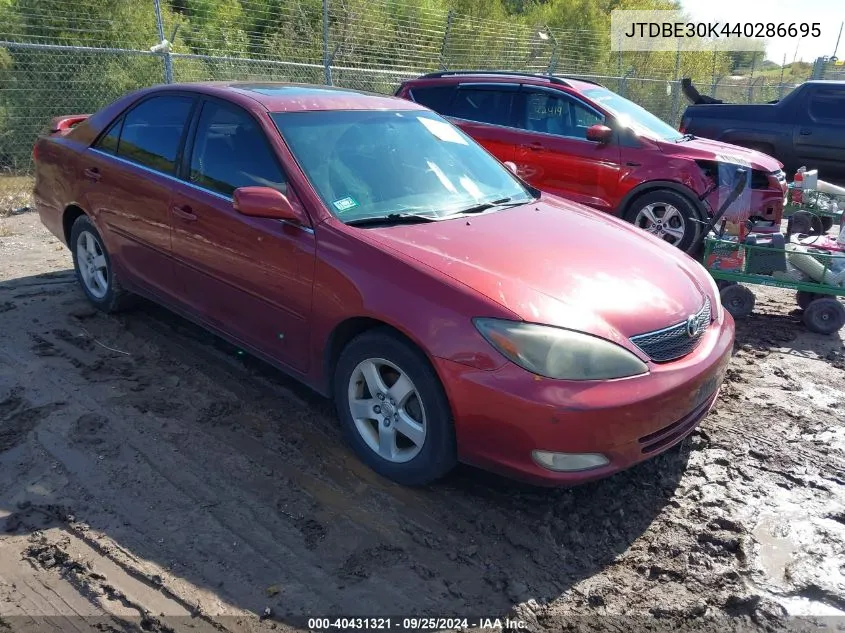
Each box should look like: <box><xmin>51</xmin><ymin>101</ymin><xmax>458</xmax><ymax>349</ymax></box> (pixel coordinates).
<box><xmin>532</xmin><ymin>450</ymin><xmax>609</xmax><ymax>472</ymax></box>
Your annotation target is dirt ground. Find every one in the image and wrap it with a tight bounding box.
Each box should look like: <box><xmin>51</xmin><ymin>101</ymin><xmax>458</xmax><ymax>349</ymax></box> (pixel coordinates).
<box><xmin>1</xmin><ymin>209</ymin><xmax>844</xmax><ymax>633</ymax></box>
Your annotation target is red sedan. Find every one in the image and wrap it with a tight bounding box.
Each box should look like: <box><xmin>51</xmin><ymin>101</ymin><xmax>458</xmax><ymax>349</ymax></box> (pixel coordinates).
<box><xmin>33</xmin><ymin>82</ymin><xmax>734</xmax><ymax>486</ymax></box>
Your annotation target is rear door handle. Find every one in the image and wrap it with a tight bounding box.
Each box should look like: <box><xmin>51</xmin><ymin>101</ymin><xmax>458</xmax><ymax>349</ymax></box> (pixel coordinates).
<box><xmin>171</xmin><ymin>204</ymin><xmax>197</xmax><ymax>222</ymax></box>
<box><xmin>799</xmin><ymin>128</ymin><xmax>812</xmax><ymax>136</ymax></box>
<box><xmin>523</xmin><ymin>141</ymin><xmax>544</xmax><ymax>151</ymax></box>
<box><xmin>83</xmin><ymin>167</ymin><xmax>101</xmax><ymax>182</ymax></box>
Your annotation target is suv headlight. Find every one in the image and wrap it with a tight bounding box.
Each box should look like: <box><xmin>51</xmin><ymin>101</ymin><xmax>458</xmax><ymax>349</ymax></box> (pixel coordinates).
<box><xmin>474</xmin><ymin>318</ymin><xmax>648</xmax><ymax>380</ymax></box>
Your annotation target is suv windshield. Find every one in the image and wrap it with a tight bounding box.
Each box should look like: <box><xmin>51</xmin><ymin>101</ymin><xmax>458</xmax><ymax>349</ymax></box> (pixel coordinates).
<box><xmin>271</xmin><ymin>110</ymin><xmax>534</xmax><ymax>223</ymax></box>
<box><xmin>582</xmin><ymin>87</ymin><xmax>683</xmax><ymax>142</ymax></box>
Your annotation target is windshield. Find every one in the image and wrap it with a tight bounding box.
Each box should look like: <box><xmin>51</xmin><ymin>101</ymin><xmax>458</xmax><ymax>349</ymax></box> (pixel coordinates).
<box><xmin>271</xmin><ymin>110</ymin><xmax>534</xmax><ymax>223</ymax></box>
<box><xmin>582</xmin><ymin>87</ymin><xmax>684</xmax><ymax>142</ymax></box>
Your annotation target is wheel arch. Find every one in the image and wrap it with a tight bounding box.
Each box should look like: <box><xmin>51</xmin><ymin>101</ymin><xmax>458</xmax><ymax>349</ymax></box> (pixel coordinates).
<box><xmin>62</xmin><ymin>203</ymin><xmax>89</xmax><ymax>246</ymax></box>
<box><xmin>321</xmin><ymin>316</ymin><xmax>445</xmax><ymax>398</ymax></box>
<box><xmin>618</xmin><ymin>180</ymin><xmax>709</xmax><ymax>220</ymax></box>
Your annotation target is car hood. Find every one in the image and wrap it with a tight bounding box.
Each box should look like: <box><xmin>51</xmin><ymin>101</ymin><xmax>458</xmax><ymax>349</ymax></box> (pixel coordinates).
<box><xmin>655</xmin><ymin>136</ymin><xmax>783</xmax><ymax>172</ymax></box>
<box><xmin>359</xmin><ymin>196</ymin><xmax>714</xmax><ymax>347</ymax></box>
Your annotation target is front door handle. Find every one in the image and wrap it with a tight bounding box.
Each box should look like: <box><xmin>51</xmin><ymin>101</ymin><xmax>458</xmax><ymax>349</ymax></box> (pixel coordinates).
<box><xmin>523</xmin><ymin>141</ymin><xmax>544</xmax><ymax>151</ymax></box>
<box><xmin>799</xmin><ymin>128</ymin><xmax>812</xmax><ymax>136</ymax></box>
<box><xmin>84</xmin><ymin>167</ymin><xmax>101</xmax><ymax>182</ymax></box>
<box><xmin>171</xmin><ymin>204</ymin><xmax>197</xmax><ymax>222</ymax></box>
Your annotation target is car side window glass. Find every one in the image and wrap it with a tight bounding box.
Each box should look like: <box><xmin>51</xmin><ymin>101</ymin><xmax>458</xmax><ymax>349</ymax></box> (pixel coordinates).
<box><xmin>116</xmin><ymin>96</ymin><xmax>194</xmax><ymax>173</ymax></box>
<box><xmin>189</xmin><ymin>101</ymin><xmax>287</xmax><ymax>197</ymax></box>
<box><xmin>808</xmin><ymin>89</ymin><xmax>845</xmax><ymax>123</ymax></box>
<box><xmin>94</xmin><ymin>117</ymin><xmax>124</xmax><ymax>154</ymax></box>
<box><xmin>522</xmin><ymin>91</ymin><xmax>604</xmax><ymax>140</ymax></box>
<box><xmin>448</xmin><ymin>89</ymin><xmax>513</xmax><ymax>127</ymax></box>
<box><xmin>409</xmin><ymin>86</ymin><xmax>456</xmax><ymax>114</ymax></box>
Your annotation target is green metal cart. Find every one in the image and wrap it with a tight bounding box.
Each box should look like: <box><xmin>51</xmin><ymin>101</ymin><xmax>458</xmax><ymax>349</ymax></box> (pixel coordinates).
<box><xmin>703</xmin><ymin>236</ymin><xmax>845</xmax><ymax>334</ymax></box>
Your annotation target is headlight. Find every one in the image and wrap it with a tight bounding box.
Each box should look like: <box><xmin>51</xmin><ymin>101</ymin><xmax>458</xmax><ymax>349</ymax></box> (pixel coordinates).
<box><xmin>474</xmin><ymin>318</ymin><xmax>648</xmax><ymax>380</ymax></box>
<box><xmin>703</xmin><ymin>273</ymin><xmax>724</xmax><ymax>323</ymax></box>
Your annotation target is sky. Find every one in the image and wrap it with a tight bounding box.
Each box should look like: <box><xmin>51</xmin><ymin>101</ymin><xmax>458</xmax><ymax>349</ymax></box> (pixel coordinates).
<box><xmin>680</xmin><ymin>0</ymin><xmax>843</xmax><ymax>64</ymax></box>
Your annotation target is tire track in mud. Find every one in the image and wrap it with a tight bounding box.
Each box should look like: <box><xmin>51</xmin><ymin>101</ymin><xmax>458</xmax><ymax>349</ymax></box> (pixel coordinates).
<box><xmin>0</xmin><ymin>290</ymin><xmax>691</xmax><ymax>621</ymax></box>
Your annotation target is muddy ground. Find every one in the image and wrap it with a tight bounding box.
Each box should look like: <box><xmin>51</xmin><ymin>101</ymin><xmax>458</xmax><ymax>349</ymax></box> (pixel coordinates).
<box><xmin>0</xmin><ymin>210</ymin><xmax>844</xmax><ymax>633</ymax></box>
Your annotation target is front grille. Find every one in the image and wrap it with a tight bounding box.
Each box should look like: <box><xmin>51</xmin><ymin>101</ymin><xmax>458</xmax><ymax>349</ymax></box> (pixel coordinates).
<box><xmin>630</xmin><ymin>298</ymin><xmax>711</xmax><ymax>363</ymax></box>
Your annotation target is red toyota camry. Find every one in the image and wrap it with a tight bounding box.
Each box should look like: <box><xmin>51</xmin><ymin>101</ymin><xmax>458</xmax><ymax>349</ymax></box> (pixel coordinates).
<box><xmin>33</xmin><ymin>82</ymin><xmax>734</xmax><ymax>486</ymax></box>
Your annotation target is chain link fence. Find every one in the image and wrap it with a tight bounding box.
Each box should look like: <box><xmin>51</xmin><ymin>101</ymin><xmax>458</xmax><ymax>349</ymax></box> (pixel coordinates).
<box><xmin>0</xmin><ymin>0</ymin><xmax>824</xmax><ymax>175</ymax></box>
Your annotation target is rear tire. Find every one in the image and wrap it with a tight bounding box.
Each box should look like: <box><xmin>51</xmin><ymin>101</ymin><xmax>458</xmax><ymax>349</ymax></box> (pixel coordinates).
<box><xmin>69</xmin><ymin>215</ymin><xmax>133</xmax><ymax>313</ymax></box>
<box><xmin>333</xmin><ymin>328</ymin><xmax>457</xmax><ymax>486</ymax></box>
<box><xmin>796</xmin><ymin>290</ymin><xmax>824</xmax><ymax>311</ymax></box>
<box><xmin>720</xmin><ymin>284</ymin><xmax>755</xmax><ymax>319</ymax></box>
<box><xmin>624</xmin><ymin>189</ymin><xmax>702</xmax><ymax>253</ymax></box>
<box><xmin>802</xmin><ymin>297</ymin><xmax>845</xmax><ymax>335</ymax></box>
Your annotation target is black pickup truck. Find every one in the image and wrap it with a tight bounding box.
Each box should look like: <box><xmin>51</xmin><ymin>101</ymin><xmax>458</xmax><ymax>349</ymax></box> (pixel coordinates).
<box><xmin>680</xmin><ymin>80</ymin><xmax>845</xmax><ymax>184</ymax></box>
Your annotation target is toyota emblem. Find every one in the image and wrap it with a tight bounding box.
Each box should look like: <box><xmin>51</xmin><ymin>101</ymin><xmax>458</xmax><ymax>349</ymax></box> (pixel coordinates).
<box><xmin>686</xmin><ymin>315</ymin><xmax>700</xmax><ymax>338</ymax></box>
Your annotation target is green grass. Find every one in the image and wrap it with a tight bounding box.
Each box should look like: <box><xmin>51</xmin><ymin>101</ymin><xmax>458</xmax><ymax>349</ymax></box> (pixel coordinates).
<box><xmin>0</xmin><ymin>175</ymin><xmax>34</xmax><ymax>217</ymax></box>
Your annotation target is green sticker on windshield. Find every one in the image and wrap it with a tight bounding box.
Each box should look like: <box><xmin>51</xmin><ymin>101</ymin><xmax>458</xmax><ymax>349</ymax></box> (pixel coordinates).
<box><xmin>332</xmin><ymin>196</ymin><xmax>359</xmax><ymax>212</ymax></box>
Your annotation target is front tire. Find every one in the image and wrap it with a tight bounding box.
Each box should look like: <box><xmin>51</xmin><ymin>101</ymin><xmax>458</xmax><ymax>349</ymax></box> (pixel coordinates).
<box><xmin>69</xmin><ymin>215</ymin><xmax>132</xmax><ymax>313</ymax></box>
<box><xmin>624</xmin><ymin>189</ymin><xmax>702</xmax><ymax>253</ymax></box>
<box><xmin>333</xmin><ymin>328</ymin><xmax>457</xmax><ymax>485</ymax></box>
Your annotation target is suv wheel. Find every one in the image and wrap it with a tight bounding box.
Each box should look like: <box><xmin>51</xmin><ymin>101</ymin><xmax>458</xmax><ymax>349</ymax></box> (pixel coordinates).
<box><xmin>624</xmin><ymin>190</ymin><xmax>701</xmax><ymax>252</ymax></box>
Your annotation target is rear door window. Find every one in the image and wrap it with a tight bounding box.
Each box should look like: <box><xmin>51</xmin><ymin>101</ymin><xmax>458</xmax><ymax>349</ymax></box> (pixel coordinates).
<box><xmin>518</xmin><ymin>90</ymin><xmax>605</xmax><ymax>140</ymax></box>
<box><xmin>188</xmin><ymin>100</ymin><xmax>287</xmax><ymax>197</ymax></box>
<box><xmin>116</xmin><ymin>95</ymin><xmax>195</xmax><ymax>173</ymax></box>
<box><xmin>447</xmin><ymin>88</ymin><xmax>514</xmax><ymax>127</ymax></box>
<box><xmin>808</xmin><ymin>88</ymin><xmax>845</xmax><ymax>123</ymax></box>
<box><xmin>408</xmin><ymin>86</ymin><xmax>456</xmax><ymax>114</ymax></box>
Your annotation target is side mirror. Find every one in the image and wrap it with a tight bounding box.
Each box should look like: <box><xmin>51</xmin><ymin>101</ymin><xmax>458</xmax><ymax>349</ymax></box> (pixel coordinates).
<box><xmin>233</xmin><ymin>186</ymin><xmax>307</xmax><ymax>225</ymax></box>
<box><xmin>586</xmin><ymin>124</ymin><xmax>613</xmax><ymax>144</ymax></box>
<box><xmin>503</xmin><ymin>161</ymin><xmax>518</xmax><ymax>175</ymax></box>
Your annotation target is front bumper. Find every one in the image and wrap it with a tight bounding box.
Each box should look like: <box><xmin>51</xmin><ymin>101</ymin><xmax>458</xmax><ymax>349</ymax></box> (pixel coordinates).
<box><xmin>434</xmin><ymin>313</ymin><xmax>735</xmax><ymax>486</ymax></box>
<box><xmin>704</xmin><ymin>180</ymin><xmax>786</xmax><ymax>230</ymax></box>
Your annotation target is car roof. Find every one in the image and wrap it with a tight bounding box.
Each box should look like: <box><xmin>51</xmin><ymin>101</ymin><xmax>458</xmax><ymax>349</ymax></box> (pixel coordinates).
<box><xmin>158</xmin><ymin>81</ymin><xmax>427</xmax><ymax>112</ymax></box>
<box><xmin>405</xmin><ymin>71</ymin><xmax>604</xmax><ymax>92</ymax></box>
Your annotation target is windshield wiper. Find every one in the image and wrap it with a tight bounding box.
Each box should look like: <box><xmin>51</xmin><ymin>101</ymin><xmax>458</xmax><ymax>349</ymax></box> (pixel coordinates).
<box><xmin>448</xmin><ymin>197</ymin><xmax>527</xmax><ymax>216</ymax></box>
<box><xmin>345</xmin><ymin>213</ymin><xmax>439</xmax><ymax>227</ymax></box>
<box><xmin>676</xmin><ymin>133</ymin><xmax>696</xmax><ymax>142</ymax></box>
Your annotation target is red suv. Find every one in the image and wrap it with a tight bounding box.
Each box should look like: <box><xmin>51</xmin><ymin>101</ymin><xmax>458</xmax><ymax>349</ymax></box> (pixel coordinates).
<box><xmin>396</xmin><ymin>71</ymin><xmax>788</xmax><ymax>252</ymax></box>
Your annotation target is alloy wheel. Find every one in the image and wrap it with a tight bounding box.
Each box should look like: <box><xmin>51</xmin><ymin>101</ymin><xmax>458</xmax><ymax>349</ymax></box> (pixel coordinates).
<box><xmin>347</xmin><ymin>357</ymin><xmax>426</xmax><ymax>463</ymax></box>
<box><xmin>634</xmin><ymin>202</ymin><xmax>686</xmax><ymax>246</ymax></box>
<box><xmin>75</xmin><ymin>230</ymin><xmax>109</xmax><ymax>299</ymax></box>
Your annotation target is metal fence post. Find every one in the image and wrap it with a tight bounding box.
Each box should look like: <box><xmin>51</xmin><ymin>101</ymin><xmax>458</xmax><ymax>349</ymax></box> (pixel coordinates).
<box><xmin>746</xmin><ymin>52</ymin><xmax>757</xmax><ymax>102</ymax></box>
<box><xmin>153</xmin><ymin>0</ymin><xmax>173</xmax><ymax>83</ymax></box>
<box><xmin>710</xmin><ymin>50</ymin><xmax>717</xmax><ymax>92</ymax></box>
<box><xmin>322</xmin><ymin>0</ymin><xmax>332</xmax><ymax>85</ymax></box>
<box><xmin>439</xmin><ymin>10</ymin><xmax>453</xmax><ymax>71</ymax></box>
<box><xmin>669</xmin><ymin>45</ymin><xmax>681</xmax><ymax>123</ymax></box>
<box><xmin>546</xmin><ymin>28</ymin><xmax>559</xmax><ymax>75</ymax></box>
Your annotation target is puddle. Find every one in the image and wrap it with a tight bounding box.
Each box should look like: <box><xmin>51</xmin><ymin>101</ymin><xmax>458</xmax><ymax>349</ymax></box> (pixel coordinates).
<box><xmin>776</xmin><ymin>595</ymin><xmax>845</xmax><ymax>617</ymax></box>
<box><xmin>753</xmin><ymin>514</ymin><xmax>800</xmax><ymax>582</ymax></box>
<box><xmin>747</xmin><ymin>485</ymin><xmax>845</xmax><ymax>616</ymax></box>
